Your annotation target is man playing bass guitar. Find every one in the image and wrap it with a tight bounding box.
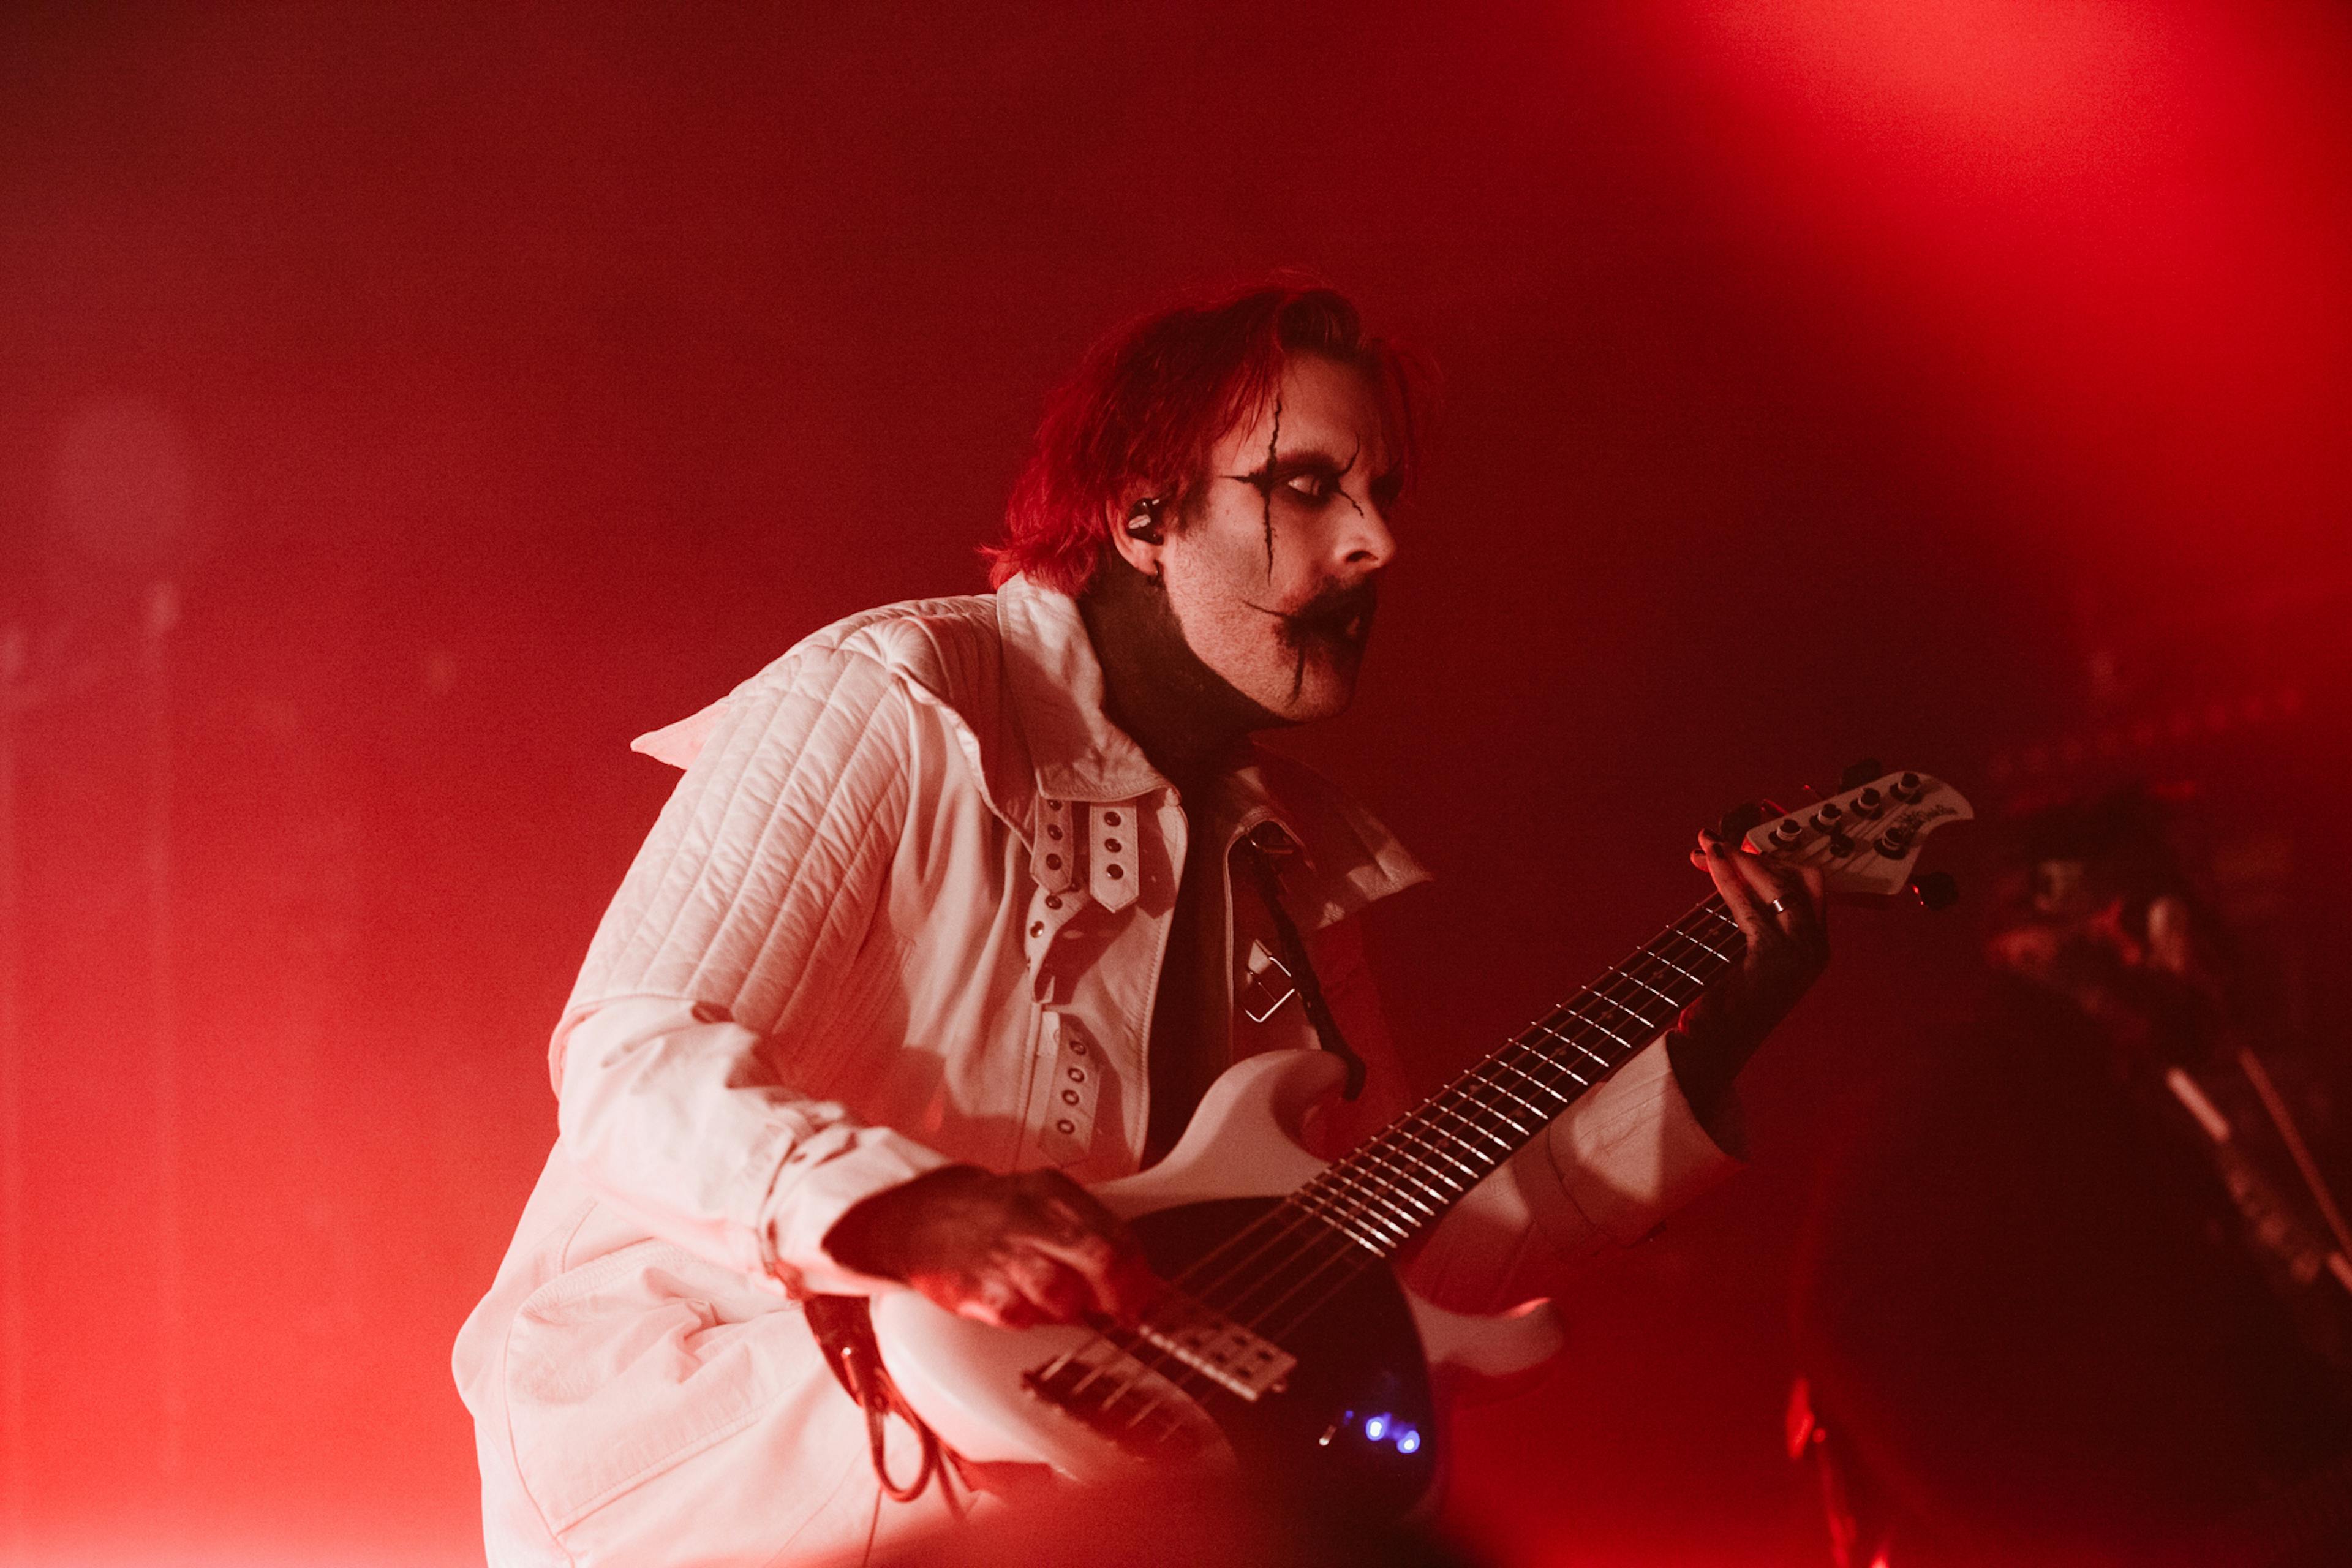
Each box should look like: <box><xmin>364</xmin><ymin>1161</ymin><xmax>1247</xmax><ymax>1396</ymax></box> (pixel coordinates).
<box><xmin>453</xmin><ymin>282</ymin><xmax>1830</xmax><ymax>1566</ymax></box>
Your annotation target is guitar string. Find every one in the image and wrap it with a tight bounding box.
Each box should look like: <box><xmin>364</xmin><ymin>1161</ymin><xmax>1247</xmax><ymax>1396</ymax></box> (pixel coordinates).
<box><xmin>1237</xmin><ymin>902</ymin><xmax>1737</xmax><ymax>1270</ymax></box>
<box><xmin>1051</xmin><ymin>862</ymin><xmax>1836</xmax><ymax>1450</ymax></box>
<box><xmin>1242</xmin><ymin>928</ymin><xmax>1743</xmax><ymax>1353</ymax></box>
<box><xmin>1082</xmin><ymin>801</ymin><xmax>1901</xmax><ymax>1429</ymax></box>
<box><xmin>1042</xmin><ymin>908</ymin><xmax>1746</xmax><ymax>1447</ymax></box>
<box><xmin>1069</xmin><ymin>901</ymin><xmax>1737</xmax><ymax>1394</ymax></box>
<box><xmin>1021</xmin><ymin>946</ymin><xmax>1667</xmax><ymax>1415</ymax></box>
<box><xmin>1156</xmin><ymin>791</ymin><xmax>1904</xmax><ymax>1357</ymax></box>
<box><xmin>1223</xmin><ymin>912</ymin><xmax>1740</xmax><ymax>1344</ymax></box>
<box><xmin>1245</xmin><ymin>911</ymin><xmax>1747</xmax><ymax>1343</ymax></box>
<box><xmin>1215</xmin><ymin>901</ymin><xmax>1739</xmax><ymax>1304</ymax></box>
<box><xmin>1170</xmin><ymin>908</ymin><xmax>1716</xmax><ymax>1325</ymax></box>
<box><xmin>1023</xmin><ymin>910</ymin><xmax>1724</xmax><ymax>1424</ymax></box>
<box><xmin>1185</xmin><ymin>774</ymin><xmax>1891</xmax><ymax>1371</ymax></box>
<box><xmin>1050</xmin><ymin>907</ymin><xmax>1743</xmax><ymax>1438</ymax></box>
<box><xmin>1251</xmin><ymin>926</ymin><xmax>1749</xmax><ymax>1335</ymax></box>
<box><xmin>1038</xmin><ymin>899</ymin><xmax>1745</xmax><ymax>1430</ymax></box>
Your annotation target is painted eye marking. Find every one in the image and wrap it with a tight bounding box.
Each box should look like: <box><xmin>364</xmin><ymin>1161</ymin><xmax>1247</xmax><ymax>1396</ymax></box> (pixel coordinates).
<box><xmin>1227</xmin><ymin>458</ymin><xmax>1350</xmax><ymax>505</ymax></box>
<box><xmin>1229</xmin><ymin>432</ymin><xmax>1392</xmax><ymax>511</ymax></box>
<box><xmin>1261</xmin><ymin>396</ymin><xmax>1283</xmax><ymax>573</ymax></box>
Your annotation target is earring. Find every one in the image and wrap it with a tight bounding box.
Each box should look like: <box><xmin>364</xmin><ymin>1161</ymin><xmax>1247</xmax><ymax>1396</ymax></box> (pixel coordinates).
<box><xmin>1124</xmin><ymin>497</ymin><xmax>1165</xmax><ymax>543</ymax></box>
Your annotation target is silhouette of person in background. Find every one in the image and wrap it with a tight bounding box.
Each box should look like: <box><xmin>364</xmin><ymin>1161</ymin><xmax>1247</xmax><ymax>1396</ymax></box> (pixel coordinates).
<box><xmin>1793</xmin><ymin>787</ymin><xmax>2352</xmax><ymax>1567</ymax></box>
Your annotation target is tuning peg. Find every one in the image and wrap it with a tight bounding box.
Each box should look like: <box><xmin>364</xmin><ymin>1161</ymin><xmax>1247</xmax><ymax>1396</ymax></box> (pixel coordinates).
<box><xmin>1838</xmin><ymin>758</ymin><xmax>1885</xmax><ymax>791</ymax></box>
<box><xmin>1909</xmin><ymin>871</ymin><xmax>1960</xmax><ymax>911</ymax></box>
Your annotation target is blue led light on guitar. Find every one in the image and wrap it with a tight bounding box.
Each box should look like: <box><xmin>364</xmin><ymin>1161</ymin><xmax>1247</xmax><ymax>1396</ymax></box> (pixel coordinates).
<box><xmin>1346</xmin><ymin>1411</ymin><xmax>1420</xmax><ymax>1455</ymax></box>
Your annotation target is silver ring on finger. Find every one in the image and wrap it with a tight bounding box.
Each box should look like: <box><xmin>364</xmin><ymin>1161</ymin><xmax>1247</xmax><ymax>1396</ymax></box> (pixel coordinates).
<box><xmin>1767</xmin><ymin>897</ymin><xmax>1789</xmax><ymax>916</ymax></box>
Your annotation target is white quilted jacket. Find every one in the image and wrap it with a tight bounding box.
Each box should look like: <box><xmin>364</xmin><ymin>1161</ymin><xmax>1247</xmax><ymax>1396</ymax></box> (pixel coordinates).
<box><xmin>452</xmin><ymin>575</ymin><xmax>1738</xmax><ymax>1567</ymax></box>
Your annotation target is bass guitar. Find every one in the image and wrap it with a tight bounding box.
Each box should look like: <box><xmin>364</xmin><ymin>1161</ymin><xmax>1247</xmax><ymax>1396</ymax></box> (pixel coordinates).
<box><xmin>872</xmin><ymin>767</ymin><xmax>1972</xmax><ymax>1517</ymax></box>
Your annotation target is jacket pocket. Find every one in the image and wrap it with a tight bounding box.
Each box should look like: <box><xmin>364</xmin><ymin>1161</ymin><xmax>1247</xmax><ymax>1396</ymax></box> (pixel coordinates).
<box><xmin>502</xmin><ymin>1239</ymin><xmax>812</xmax><ymax>1533</ymax></box>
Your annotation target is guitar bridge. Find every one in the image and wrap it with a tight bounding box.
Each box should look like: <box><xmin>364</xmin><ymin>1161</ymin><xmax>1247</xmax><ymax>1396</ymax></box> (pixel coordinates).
<box><xmin>1022</xmin><ymin>1341</ymin><xmax>1218</xmax><ymax>1460</ymax></box>
<box><xmin>1129</xmin><ymin>1295</ymin><xmax>1297</xmax><ymax>1401</ymax></box>
<box><xmin>1020</xmin><ymin>1295</ymin><xmax>1296</xmax><ymax>1460</ymax></box>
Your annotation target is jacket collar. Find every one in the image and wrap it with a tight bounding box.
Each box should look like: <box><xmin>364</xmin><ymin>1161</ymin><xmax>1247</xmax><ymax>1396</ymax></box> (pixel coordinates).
<box><xmin>993</xmin><ymin>573</ymin><xmax>1171</xmax><ymax>805</ymax></box>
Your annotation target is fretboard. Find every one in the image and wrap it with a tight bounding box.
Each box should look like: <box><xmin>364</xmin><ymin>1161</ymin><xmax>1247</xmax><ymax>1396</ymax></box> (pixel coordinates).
<box><xmin>1289</xmin><ymin>896</ymin><xmax>1746</xmax><ymax>1257</ymax></box>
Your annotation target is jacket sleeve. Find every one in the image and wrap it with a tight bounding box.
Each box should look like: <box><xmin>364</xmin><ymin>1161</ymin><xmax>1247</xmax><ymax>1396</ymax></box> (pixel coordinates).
<box><xmin>1400</xmin><ymin>1032</ymin><xmax>1744</xmax><ymax>1314</ymax></box>
<box><xmin>550</xmin><ymin>646</ymin><xmax>951</xmax><ymax>1298</ymax></box>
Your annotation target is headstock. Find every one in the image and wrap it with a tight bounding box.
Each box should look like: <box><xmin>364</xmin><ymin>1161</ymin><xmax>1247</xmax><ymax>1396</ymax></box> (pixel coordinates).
<box><xmin>1743</xmin><ymin>769</ymin><xmax>1973</xmax><ymax>899</ymax></box>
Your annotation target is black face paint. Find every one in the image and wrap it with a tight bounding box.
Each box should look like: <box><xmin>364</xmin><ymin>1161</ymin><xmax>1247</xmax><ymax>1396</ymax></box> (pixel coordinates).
<box><xmin>1247</xmin><ymin>575</ymin><xmax>1381</xmax><ymax>702</ymax></box>
<box><xmin>1074</xmin><ymin>549</ymin><xmax>1290</xmax><ymax>783</ymax></box>
<box><xmin>1215</xmin><ymin>414</ymin><xmax>1390</xmax><ymax>702</ymax></box>
<box><xmin>1229</xmin><ymin>436</ymin><xmax>1378</xmax><ymax>526</ymax></box>
<box><xmin>1273</xmin><ymin>575</ymin><xmax>1380</xmax><ymax>647</ymax></box>
<box><xmin>1261</xmin><ymin>391</ymin><xmax>1282</xmax><ymax>575</ymax></box>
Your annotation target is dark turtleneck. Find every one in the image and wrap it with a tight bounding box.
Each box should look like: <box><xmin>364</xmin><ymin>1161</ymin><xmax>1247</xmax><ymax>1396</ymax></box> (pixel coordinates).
<box><xmin>1075</xmin><ymin>550</ymin><xmax>1278</xmax><ymax>790</ymax></box>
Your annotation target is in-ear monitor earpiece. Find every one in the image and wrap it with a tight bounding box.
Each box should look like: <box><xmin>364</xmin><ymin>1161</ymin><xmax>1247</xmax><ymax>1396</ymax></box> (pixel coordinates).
<box><xmin>1125</xmin><ymin>496</ymin><xmax>1166</xmax><ymax>543</ymax></box>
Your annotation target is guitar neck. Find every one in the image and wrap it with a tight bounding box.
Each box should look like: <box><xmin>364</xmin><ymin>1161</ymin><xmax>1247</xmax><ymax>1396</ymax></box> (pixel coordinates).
<box><xmin>1292</xmin><ymin>895</ymin><xmax>1747</xmax><ymax>1259</ymax></box>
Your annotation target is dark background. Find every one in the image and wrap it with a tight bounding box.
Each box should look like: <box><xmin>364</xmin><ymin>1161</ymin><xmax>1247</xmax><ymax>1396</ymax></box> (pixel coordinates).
<box><xmin>3</xmin><ymin>3</ymin><xmax>2347</xmax><ymax>1563</ymax></box>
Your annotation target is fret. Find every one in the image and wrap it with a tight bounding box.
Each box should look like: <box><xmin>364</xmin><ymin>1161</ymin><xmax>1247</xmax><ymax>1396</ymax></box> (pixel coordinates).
<box><xmin>1543</xmin><ymin>1005</ymin><xmax>1638</xmax><ymax>1060</ymax></box>
<box><xmin>1651</xmin><ymin>952</ymin><xmax>1724</xmax><ymax>990</ymax></box>
<box><xmin>1500</xmin><ymin>1033</ymin><xmax>1598</xmax><ymax>1097</ymax></box>
<box><xmin>1520</xmin><ymin>1058</ymin><xmax>1600</xmax><ymax>1106</ymax></box>
<box><xmin>1410</xmin><ymin>1095</ymin><xmax>1529</xmax><ymax>1159</ymax></box>
<box><xmin>1583</xmin><ymin>985</ymin><xmax>1671</xmax><ymax>1036</ymax></box>
<box><xmin>1599</xmin><ymin>987</ymin><xmax>1675</xmax><ymax>1034</ymax></box>
<box><xmin>1430</xmin><ymin>1095</ymin><xmax>1537</xmax><ymax>1145</ymax></box>
<box><xmin>1382</xmin><ymin>1123</ymin><xmax>1496</xmax><ymax>1185</ymax></box>
<box><xmin>1268</xmin><ymin>1193</ymin><xmax>1389</xmax><ymax>1257</ymax></box>
<box><xmin>1294</xmin><ymin>1187</ymin><xmax>1416</xmax><ymax>1251</ymax></box>
<box><xmin>1693</xmin><ymin>912</ymin><xmax>1749</xmax><ymax>949</ymax></box>
<box><xmin>1522</xmin><ymin>1031</ymin><xmax>1599</xmax><ymax>1082</ymax></box>
<box><xmin>1676</xmin><ymin>926</ymin><xmax>1733</xmax><ymax>962</ymax></box>
<box><xmin>1345</xmin><ymin>1123</ymin><xmax>1468</xmax><ymax>1213</ymax></box>
<box><xmin>1681</xmin><ymin>905</ymin><xmax>1741</xmax><ymax>938</ymax></box>
<box><xmin>1335</xmin><ymin>1142</ymin><xmax>1470</xmax><ymax>1225</ymax></box>
<box><xmin>1316</xmin><ymin>1212</ymin><xmax>1405</xmax><ymax>1254</ymax></box>
<box><xmin>1329</xmin><ymin>1145</ymin><xmax>1451</xmax><ymax>1220</ymax></box>
<box><xmin>1458</xmin><ymin>1072</ymin><xmax>1555</xmax><ymax>1130</ymax></box>
<box><xmin>1317</xmin><ymin>1194</ymin><xmax>1425</xmax><ymax>1250</ymax></box>
<box><xmin>1488</xmin><ymin>1052</ymin><xmax>1583</xmax><ymax>1112</ymax></box>
<box><xmin>1318</xmin><ymin>1155</ymin><xmax>1449</xmax><ymax>1220</ymax></box>
<box><xmin>1311</xmin><ymin>895</ymin><xmax>1751</xmax><ymax>1260</ymax></box>
<box><xmin>1642</xmin><ymin>946</ymin><xmax>1706</xmax><ymax>988</ymax></box>
<box><xmin>1332</xmin><ymin>1184</ymin><xmax>1449</xmax><ymax>1243</ymax></box>
<box><xmin>1613</xmin><ymin>967</ymin><xmax>1680</xmax><ymax>1010</ymax></box>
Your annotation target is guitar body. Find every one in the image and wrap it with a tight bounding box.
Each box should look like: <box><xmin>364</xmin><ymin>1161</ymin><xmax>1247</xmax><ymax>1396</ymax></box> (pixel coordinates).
<box><xmin>870</xmin><ymin>1050</ymin><xmax>1567</xmax><ymax>1515</ymax></box>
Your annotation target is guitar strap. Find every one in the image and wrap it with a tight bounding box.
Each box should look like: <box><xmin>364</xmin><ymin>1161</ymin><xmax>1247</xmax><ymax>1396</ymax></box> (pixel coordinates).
<box><xmin>1235</xmin><ymin>823</ymin><xmax>1367</xmax><ymax>1101</ymax></box>
<box><xmin>807</xmin><ymin>821</ymin><xmax>1363</xmax><ymax>1510</ymax></box>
